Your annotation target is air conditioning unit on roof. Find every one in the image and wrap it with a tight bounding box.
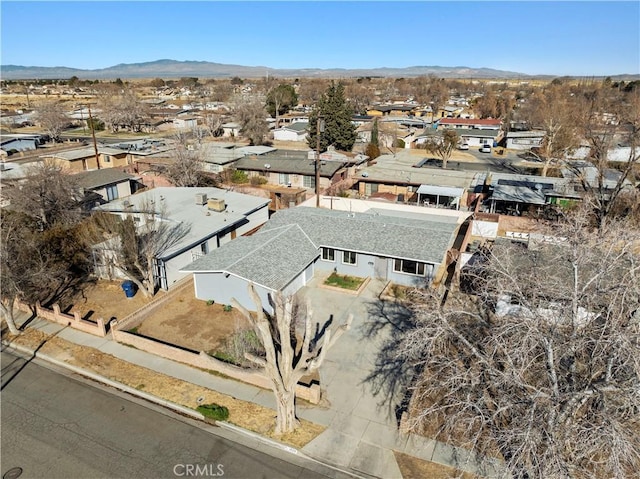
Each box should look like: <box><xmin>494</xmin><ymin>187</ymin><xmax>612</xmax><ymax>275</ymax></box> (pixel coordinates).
<box><xmin>207</xmin><ymin>198</ymin><xmax>226</xmax><ymax>212</ymax></box>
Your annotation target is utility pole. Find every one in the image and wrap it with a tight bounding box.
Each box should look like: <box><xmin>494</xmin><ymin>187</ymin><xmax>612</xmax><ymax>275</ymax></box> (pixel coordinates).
<box><xmin>315</xmin><ymin>115</ymin><xmax>324</xmax><ymax>208</ymax></box>
<box><xmin>88</xmin><ymin>104</ymin><xmax>100</xmax><ymax>170</ymax></box>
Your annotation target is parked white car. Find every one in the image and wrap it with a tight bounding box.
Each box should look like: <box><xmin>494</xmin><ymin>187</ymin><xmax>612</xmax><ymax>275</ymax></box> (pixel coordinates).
<box><xmin>480</xmin><ymin>144</ymin><xmax>492</xmax><ymax>153</ymax></box>
<box><xmin>458</xmin><ymin>143</ymin><xmax>469</xmax><ymax>150</ymax></box>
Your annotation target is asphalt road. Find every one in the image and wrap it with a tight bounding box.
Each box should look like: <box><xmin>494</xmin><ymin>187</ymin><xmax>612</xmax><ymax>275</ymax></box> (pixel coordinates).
<box><xmin>0</xmin><ymin>350</ymin><xmax>353</xmax><ymax>479</ymax></box>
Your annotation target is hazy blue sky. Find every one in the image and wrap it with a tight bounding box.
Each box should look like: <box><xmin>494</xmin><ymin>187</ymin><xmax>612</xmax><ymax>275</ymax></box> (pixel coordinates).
<box><xmin>1</xmin><ymin>1</ymin><xmax>638</xmax><ymax>76</ymax></box>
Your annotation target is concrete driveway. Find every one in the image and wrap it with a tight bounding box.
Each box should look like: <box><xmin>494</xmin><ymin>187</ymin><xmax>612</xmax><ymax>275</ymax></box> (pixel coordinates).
<box><xmin>295</xmin><ymin>275</ymin><xmax>411</xmax><ymax>478</ymax></box>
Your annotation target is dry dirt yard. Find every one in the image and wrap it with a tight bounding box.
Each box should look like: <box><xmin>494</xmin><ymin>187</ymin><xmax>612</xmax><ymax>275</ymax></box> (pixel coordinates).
<box><xmin>62</xmin><ymin>280</ymin><xmax>155</xmax><ymax>322</ymax></box>
<box><xmin>136</xmin><ymin>284</ymin><xmax>251</xmax><ymax>354</ymax></box>
<box><xmin>64</xmin><ymin>280</ymin><xmax>251</xmax><ymax>354</ymax></box>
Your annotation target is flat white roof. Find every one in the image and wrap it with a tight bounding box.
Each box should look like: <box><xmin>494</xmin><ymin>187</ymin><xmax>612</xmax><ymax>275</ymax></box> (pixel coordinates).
<box><xmin>417</xmin><ymin>184</ymin><xmax>465</xmax><ymax>197</ymax></box>
<box><xmin>95</xmin><ymin>187</ymin><xmax>270</xmax><ymax>259</ymax></box>
<box><xmin>299</xmin><ymin>196</ymin><xmax>471</xmax><ymax>224</ymax></box>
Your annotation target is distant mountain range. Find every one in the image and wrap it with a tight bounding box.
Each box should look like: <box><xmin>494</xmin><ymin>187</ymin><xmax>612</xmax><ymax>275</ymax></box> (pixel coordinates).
<box><xmin>2</xmin><ymin>60</ymin><xmax>637</xmax><ymax>81</ymax></box>
<box><xmin>1</xmin><ymin>59</ymin><xmax>536</xmax><ymax>80</ymax></box>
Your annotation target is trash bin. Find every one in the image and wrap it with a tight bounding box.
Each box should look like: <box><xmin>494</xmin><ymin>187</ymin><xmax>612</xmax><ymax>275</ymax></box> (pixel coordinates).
<box><xmin>121</xmin><ymin>280</ymin><xmax>136</xmax><ymax>298</ymax></box>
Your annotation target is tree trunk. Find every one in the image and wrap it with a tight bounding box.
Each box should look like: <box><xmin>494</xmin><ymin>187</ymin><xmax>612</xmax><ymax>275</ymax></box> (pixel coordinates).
<box><xmin>541</xmin><ymin>160</ymin><xmax>551</xmax><ymax>177</ymax></box>
<box><xmin>111</xmin><ymin>263</ymin><xmax>152</xmax><ymax>299</ymax></box>
<box><xmin>145</xmin><ymin>262</ymin><xmax>156</xmax><ymax>297</ymax></box>
<box><xmin>1</xmin><ymin>299</ymin><xmax>21</xmax><ymax>335</ymax></box>
<box><xmin>274</xmin><ymin>386</ymin><xmax>299</xmax><ymax>435</ymax></box>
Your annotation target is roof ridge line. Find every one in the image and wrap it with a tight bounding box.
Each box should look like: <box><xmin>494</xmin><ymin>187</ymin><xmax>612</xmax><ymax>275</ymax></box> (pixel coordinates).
<box><xmin>223</xmin><ymin>224</ymin><xmax>297</xmax><ymax>269</ymax></box>
<box><xmin>292</xmin><ymin>222</ymin><xmax>319</xmax><ymax>249</ymax></box>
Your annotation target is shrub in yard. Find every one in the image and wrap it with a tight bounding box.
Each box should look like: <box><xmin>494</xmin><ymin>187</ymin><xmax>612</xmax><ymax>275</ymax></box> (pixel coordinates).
<box><xmin>324</xmin><ymin>272</ymin><xmax>364</xmax><ymax>290</ymax></box>
<box><xmin>223</xmin><ymin>304</ymin><xmax>232</xmax><ymax>312</ymax></box>
<box><xmin>197</xmin><ymin>403</ymin><xmax>229</xmax><ymax>421</ymax></box>
<box><xmin>250</xmin><ymin>176</ymin><xmax>267</xmax><ymax>186</ymax></box>
<box><xmin>230</xmin><ymin>170</ymin><xmax>249</xmax><ymax>184</ymax></box>
<box><xmin>392</xmin><ymin>284</ymin><xmax>407</xmax><ymax>300</ymax></box>
<box><xmin>214</xmin><ymin>328</ymin><xmax>265</xmax><ymax>368</ymax></box>
<box><xmin>365</xmin><ymin>142</ymin><xmax>381</xmax><ymax>160</ymax></box>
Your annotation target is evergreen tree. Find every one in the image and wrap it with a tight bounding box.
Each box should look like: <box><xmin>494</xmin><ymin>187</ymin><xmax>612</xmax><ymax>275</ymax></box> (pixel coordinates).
<box><xmin>371</xmin><ymin>117</ymin><xmax>379</xmax><ymax>146</ymax></box>
<box><xmin>307</xmin><ymin>82</ymin><xmax>357</xmax><ymax>152</ymax></box>
<box><xmin>266</xmin><ymin>84</ymin><xmax>298</xmax><ymax>127</ymax></box>
<box><xmin>365</xmin><ymin>118</ymin><xmax>381</xmax><ymax>159</ymax></box>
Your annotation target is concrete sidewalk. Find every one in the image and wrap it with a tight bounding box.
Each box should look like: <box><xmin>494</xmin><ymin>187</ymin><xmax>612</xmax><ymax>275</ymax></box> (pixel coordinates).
<box><xmin>5</xmin><ymin>283</ymin><xmax>502</xmax><ymax>479</ymax></box>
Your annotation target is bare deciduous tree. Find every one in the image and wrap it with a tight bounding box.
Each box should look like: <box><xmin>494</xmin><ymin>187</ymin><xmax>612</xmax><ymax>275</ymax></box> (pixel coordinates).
<box><xmin>210</xmin><ymin>81</ymin><xmax>234</xmax><ymax>103</ymax></box>
<box><xmin>89</xmin><ymin>205</ymin><xmax>190</xmax><ymax>298</ymax></box>
<box><xmin>570</xmin><ymin>84</ymin><xmax>640</xmax><ymax>228</ymax></box>
<box><xmin>344</xmin><ymin>81</ymin><xmax>374</xmax><ymax>114</ymax></box>
<box><xmin>3</xmin><ymin>160</ymin><xmax>84</xmax><ymax>231</ymax></box>
<box><xmin>421</xmin><ymin>129</ymin><xmax>459</xmax><ymax>169</ymax></box>
<box><xmin>165</xmin><ymin>131</ymin><xmax>206</xmax><ymax>187</ymax></box>
<box><xmin>35</xmin><ymin>100</ymin><xmax>69</xmax><ymax>142</ymax></box>
<box><xmin>473</xmin><ymin>86</ymin><xmax>516</xmax><ymax>120</ymax></box>
<box><xmin>98</xmin><ymin>89</ymin><xmax>147</xmax><ymax>133</ymax></box>
<box><xmin>518</xmin><ymin>83</ymin><xmax>581</xmax><ymax>176</ymax></box>
<box><xmin>426</xmin><ymin>76</ymin><xmax>449</xmax><ymax>122</ymax></box>
<box><xmin>233</xmin><ymin>98</ymin><xmax>269</xmax><ymax>146</ymax></box>
<box><xmin>232</xmin><ymin>284</ymin><xmax>353</xmax><ymax>435</ymax></box>
<box><xmin>297</xmin><ymin>79</ymin><xmax>330</xmax><ymax>107</ymax></box>
<box><xmin>0</xmin><ymin>211</ymin><xmax>44</xmax><ymax>334</ymax></box>
<box><xmin>398</xmin><ymin>211</ymin><xmax>640</xmax><ymax>479</ymax></box>
<box><xmin>201</xmin><ymin>111</ymin><xmax>224</xmax><ymax>138</ymax></box>
<box><xmin>0</xmin><ymin>210</ymin><xmax>87</xmax><ymax>334</ymax></box>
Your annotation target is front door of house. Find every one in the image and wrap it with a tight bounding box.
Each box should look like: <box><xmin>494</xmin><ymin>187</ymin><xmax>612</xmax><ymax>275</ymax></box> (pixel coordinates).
<box><xmin>374</xmin><ymin>257</ymin><xmax>387</xmax><ymax>279</ymax></box>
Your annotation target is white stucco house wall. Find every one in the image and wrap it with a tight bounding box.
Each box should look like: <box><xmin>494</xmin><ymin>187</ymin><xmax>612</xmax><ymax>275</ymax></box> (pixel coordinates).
<box><xmin>272</xmin><ymin>122</ymin><xmax>309</xmax><ymax>142</ymax></box>
<box><xmin>222</xmin><ymin>122</ymin><xmax>241</xmax><ymax>138</ymax></box>
<box><xmin>504</xmin><ymin>130</ymin><xmax>545</xmax><ymax>150</ymax></box>
<box><xmin>173</xmin><ymin>117</ymin><xmax>198</xmax><ymax>129</ymax></box>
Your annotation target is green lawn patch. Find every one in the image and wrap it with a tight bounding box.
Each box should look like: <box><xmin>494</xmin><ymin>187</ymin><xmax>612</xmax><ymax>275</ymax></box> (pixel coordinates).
<box><xmin>324</xmin><ymin>272</ymin><xmax>365</xmax><ymax>291</ymax></box>
<box><xmin>197</xmin><ymin>403</ymin><xmax>230</xmax><ymax>421</ymax></box>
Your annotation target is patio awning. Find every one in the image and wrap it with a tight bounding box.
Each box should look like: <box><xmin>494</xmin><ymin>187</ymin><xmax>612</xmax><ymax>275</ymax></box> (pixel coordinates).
<box><xmin>491</xmin><ymin>185</ymin><xmax>546</xmax><ymax>205</ymax></box>
<box><xmin>416</xmin><ymin>184</ymin><xmax>465</xmax><ymax>198</ymax></box>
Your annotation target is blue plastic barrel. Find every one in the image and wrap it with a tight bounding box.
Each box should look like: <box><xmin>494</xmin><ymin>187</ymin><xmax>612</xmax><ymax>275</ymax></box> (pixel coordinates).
<box><xmin>121</xmin><ymin>280</ymin><xmax>136</xmax><ymax>298</ymax></box>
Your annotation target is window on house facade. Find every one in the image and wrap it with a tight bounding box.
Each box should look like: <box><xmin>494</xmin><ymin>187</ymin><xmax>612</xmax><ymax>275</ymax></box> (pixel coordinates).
<box><xmin>364</xmin><ymin>183</ymin><xmax>379</xmax><ymax>196</ymax></box>
<box><xmin>321</xmin><ymin>247</ymin><xmax>335</xmax><ymax>261</ymax></box>
<box><xmin>393</xmin><ymin>259</ymin><xmax>426</xmax><ymax>276</ymax></box>
<box><xmin>303</xmin><ymin>175</ymin><xmax>316</xmax><ymax>189</ymax></box>
<box><xmin>106</xmin><ymin>185</ymin><xmax>118</xmax><ymax>201</ymax></box>
<box><xmin>342</xmin><ymin>250</ymin><xmax>357</xmax><ymax>265</ymax></box>
<box><xmin>279</xmin><ymin>173</ymin><xmax>290</xmax><ymax>185</ymax></box>
<box><xmin>200</xmin><ymin>242</ymin><xmax>208</xmax><ymax>254</ymax></box>
<box><xmin>103</xmin><ymin>155</ymin><xmax>111</xmax><ymax>163</ymax></box>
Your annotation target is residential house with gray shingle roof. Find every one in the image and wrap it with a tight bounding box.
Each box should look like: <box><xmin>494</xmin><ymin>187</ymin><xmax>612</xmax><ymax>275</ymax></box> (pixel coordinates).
<box><xmin>181</xmin><ymin>205</ymin><xmax>465</xmax><ymax>312</ymax></box>
<box><xmin>74</xmin><ymin>168</ymin><xmax>143</xmax><ymax>204</ymax></box>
